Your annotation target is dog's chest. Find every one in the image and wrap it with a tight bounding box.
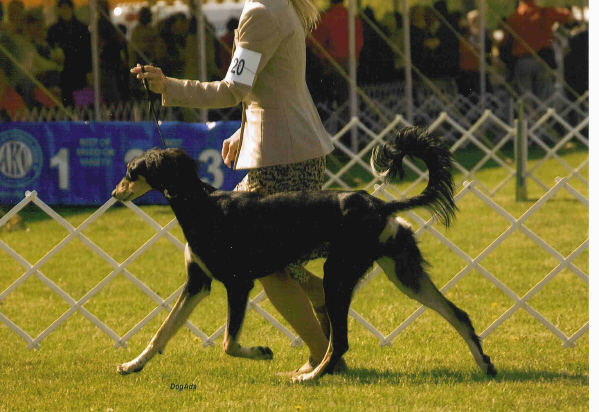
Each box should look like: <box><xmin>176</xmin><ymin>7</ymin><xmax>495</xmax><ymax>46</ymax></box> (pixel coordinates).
<box><xmin>184</xmin><ymin>243</ymin><xmax>215</xmax><ymax>279</ymax></box>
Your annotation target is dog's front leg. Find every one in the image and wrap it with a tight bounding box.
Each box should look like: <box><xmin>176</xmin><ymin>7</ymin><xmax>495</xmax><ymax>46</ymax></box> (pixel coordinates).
<box><xmin>222</xmin><ymin>282</ymin><xmax>273</xmax><ymax>360</ymax></box>
<box><xmin>117</xmin><ymin>264</ymin><xmax>212</xmax><ymax>375</ymax></box>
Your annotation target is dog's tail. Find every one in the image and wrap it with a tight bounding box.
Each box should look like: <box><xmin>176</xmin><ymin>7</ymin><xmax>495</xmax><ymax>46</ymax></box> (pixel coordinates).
<box><xmin>370</xmin><ymin>126</ymin><xmax>457</xmax><ymax>227</ymax></box>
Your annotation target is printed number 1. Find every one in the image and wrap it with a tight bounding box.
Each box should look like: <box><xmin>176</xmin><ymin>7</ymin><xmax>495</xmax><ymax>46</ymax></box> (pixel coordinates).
<box><xmin>50</xmin><ymin>148</ymin><xmax>69</xmax><ymax>190</ymax></box>
<box><xmin>49</xmin><ymin>147</ymin><xmax>226</xmax><ymax>193</ymax></box>
<box><xmin>230</xmin><ymin>58</ymin><xmax>245</xmax><ymax>76</ymax></box>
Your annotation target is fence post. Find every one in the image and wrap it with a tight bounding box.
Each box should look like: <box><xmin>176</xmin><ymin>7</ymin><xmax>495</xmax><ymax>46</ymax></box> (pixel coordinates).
<box><xmin>515</xmin><ymin>104</ymin><xmax>528</xmax><ymax>201</ymax></box>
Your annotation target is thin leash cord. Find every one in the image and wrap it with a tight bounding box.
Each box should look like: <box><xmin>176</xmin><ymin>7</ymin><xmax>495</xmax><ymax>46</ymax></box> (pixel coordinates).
<box><xmin>141</xmin><ymin>64</ymin><xmax>167</xmax><ymax>149</ymax></box>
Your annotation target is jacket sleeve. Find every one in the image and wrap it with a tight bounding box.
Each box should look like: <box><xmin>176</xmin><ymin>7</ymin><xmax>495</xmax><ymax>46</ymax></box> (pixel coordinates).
<box><xmin>162</xmin><ymin>3</ymin><xmax>281</xmax><ymax>109</ymax></box>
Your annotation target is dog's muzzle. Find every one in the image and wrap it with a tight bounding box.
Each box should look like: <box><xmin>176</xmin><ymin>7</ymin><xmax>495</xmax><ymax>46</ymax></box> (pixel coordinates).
<box><xmin>112</xmin><ymin>176</ymin><xmax>152</xmax><ymax>202</ymax></box>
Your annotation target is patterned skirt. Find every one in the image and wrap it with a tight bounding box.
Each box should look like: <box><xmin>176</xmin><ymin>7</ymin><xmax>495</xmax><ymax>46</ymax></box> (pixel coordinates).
<box><xmin>234</xmin><ymin>156</ymin><xmax>329</xmax><ymax>282</ymax></box>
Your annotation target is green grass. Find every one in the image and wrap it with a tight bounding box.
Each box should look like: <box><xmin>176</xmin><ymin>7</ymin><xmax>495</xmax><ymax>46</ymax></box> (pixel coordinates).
<box><xmin>0</xmin><ymin>147</ymin><xmax>588</xmax><ymax>411</ymax></box>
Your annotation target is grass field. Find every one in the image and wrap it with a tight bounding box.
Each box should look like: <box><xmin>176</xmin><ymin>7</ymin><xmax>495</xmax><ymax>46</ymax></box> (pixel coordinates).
<box><xmin>0</xmin><ymin>145</ymin><xmax>588</xmax><ymax>411</ymax></box>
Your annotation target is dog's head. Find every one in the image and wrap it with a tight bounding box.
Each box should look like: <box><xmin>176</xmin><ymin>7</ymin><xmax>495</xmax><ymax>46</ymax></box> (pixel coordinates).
<box><xmin>112</xmin><ymin>147</ymin><xmax>200</xmax><ymax>202</ymax></box>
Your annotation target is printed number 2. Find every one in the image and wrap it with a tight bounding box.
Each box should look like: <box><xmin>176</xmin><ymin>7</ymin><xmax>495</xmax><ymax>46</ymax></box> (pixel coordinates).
<box><xmin>230</xmin><ymin>58</ymin><xmax>245</xmax><ymax>76</ymax></box>
<box><xmin>199</xmin><ymin>149</ymin><xmax>224</xmax><ymax>189</ymax></box>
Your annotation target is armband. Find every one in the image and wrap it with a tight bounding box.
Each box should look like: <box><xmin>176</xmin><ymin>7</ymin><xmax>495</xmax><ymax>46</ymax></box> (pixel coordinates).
<box><xmin>224</xmin><ymin>47</ymin><xmax>262</xmax><ymax>86</ymax></box>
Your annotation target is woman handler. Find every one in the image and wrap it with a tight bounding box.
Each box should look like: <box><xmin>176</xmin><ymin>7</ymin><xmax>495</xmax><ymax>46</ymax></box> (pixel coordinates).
<box><xmin>132</xmin><ymin>0</ymin><xmax>343</xmax><ymax>375</ymax></box>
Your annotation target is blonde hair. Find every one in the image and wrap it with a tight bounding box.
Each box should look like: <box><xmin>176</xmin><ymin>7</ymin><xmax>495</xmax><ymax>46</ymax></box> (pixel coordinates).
<box><xmin>290</xmin><ymin>0</ymin><xmax>320</xmax><ymax>33</ymax></box>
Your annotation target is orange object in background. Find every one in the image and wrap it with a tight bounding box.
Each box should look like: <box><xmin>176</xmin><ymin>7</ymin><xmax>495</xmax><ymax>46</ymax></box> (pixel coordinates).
<box><xmin>0</xmin><ymin>87</ymin><xmax>27</xmax><ymax>117</ymax></box>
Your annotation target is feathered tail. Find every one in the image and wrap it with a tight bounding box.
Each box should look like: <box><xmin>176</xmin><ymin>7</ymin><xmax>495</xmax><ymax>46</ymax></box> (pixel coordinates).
<box><xmin>370</xmin><ymin>126</ymin><xmax>457</xmax><ymax>227</ymax></box>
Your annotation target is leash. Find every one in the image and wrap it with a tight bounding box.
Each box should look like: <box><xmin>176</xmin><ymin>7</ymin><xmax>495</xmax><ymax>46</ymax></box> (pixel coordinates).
<box><xmin>140</xmin><ymin>64</ymin><xmax>167</xmax><ymax>149</ymax></box>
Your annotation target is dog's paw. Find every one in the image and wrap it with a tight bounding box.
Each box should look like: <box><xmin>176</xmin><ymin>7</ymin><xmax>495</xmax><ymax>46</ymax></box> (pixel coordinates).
<box><xmin>117</xmin><ymin>361</ymin><xmax>144</xmax><ymax>375</ymax></box>
<box><xmin>291</xmin><ymin>371</ymin><xmax>319</xmax><ymax>383</ymax></box>
<box><xmin>250</xmin><ymin>346</ymin><xmax>273</xmax><ymax>360</ymax></box>
<box><xmin>486</xmin><ymin>363</ymin><xmax>498</xmax><ymax>377</ymax></box>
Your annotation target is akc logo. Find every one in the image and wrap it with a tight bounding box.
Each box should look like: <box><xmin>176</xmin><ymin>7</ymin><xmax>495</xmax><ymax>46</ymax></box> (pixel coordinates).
<box><xmin>0</xmin><ymin>129</ymin><xmax>43</xmax><ymax>188</ymax></box>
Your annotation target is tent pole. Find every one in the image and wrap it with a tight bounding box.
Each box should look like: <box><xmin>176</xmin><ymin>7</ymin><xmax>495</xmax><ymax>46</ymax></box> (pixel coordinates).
<box><xmin>348</xmin><ymin>0</ymin><xmax>358</xmax><ymax>152</ymax></box>
<box><xmin>402</xmin><ymin>0</ymin><xmax>413</xmax><ymax>123</ymax></box>
<box><xmin>90</xmin><ymin>0</ymin><xmax>101</xmax><ymax>121</ymax></box>
<box><xmin>478</xmin><ymin>0</ymin><xmax>486</xmax><ymax>108</ymax></box>
<box><xmin>196</xmin><ymin>0</ymin><xmax>208</xmax><ymax>123</ymax></box>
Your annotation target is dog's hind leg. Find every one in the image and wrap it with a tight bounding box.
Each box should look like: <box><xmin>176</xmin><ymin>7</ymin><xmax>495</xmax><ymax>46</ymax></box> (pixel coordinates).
<box><xmin>377</xmin><ymin>250</ymin><xmax>497</xmax><ymax>377</ymax></box>
<box><xmin>117</xmin><ymin>260</ymin><xmax>212</xmax><ymax>375</ymax></box>
<box><xmin>222</xmin><ymin>282</ymin><xmax>274</xmax><ymax>360</ymax></box>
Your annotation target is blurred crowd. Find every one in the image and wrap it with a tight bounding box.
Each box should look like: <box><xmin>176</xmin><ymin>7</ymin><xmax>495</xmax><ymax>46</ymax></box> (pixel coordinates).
<box><xmin>0</xmin><ymin>0</ymin><xmax>589</xmax><ymax>119</ymax></box>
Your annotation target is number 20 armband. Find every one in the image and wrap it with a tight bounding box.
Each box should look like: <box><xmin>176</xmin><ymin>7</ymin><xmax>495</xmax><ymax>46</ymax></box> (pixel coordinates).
<box><xmin>225</xmin><ymin>47</ymin><xmax>262</xmax><ymax>87</ymax></box>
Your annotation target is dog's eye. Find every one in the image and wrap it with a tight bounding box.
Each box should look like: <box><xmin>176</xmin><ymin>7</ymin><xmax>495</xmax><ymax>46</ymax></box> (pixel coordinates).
<box><xmin>127</xmin><ymin>170</ymin><xmax>139</xmax><ymax>181</ymax></box>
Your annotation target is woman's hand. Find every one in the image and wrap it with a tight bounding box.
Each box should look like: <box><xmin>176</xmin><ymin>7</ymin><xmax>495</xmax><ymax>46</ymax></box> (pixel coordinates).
<box><xmin>222</xmin><ymin>135</ymin><xmax>240</xmax><ymax>169</ymax></box>
<box><xmin>130</xmin><ymin>64</ymin><xmax>167</xmax><ymax>94</ymax></box>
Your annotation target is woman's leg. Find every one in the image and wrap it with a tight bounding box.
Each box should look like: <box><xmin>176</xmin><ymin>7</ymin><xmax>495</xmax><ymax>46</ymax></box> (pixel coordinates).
<box><xmin>298</xmin><ymin>268</ymin><xmax>330</xmax><ymax>339</ymax></box>
<box><xmin>259</xmin><ymin>272</ymin><xmax>329</xmax><ymax>363</ymax></box>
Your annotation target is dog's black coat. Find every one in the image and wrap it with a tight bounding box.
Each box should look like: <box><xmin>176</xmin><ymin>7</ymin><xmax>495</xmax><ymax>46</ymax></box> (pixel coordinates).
<box><xmin>115</xmin><ymin>126</ymin><xmax>497</xmax><ymax>379</ymax></box>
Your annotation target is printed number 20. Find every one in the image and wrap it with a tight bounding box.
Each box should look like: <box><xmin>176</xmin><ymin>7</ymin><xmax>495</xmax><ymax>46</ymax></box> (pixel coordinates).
<box><xmin>230</xmin><ymin>58</ymin><xmax>245</xmax><ymax>76</ymax></box>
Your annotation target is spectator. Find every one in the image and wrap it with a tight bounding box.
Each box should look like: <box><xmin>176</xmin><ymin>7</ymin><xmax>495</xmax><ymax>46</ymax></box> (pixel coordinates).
<box><xmin>305</xmin><ymin>33</ymin><xmax>326</xmax><ymax>105</ymax></box>
<box><xmin>129</xmin><ymin>7</ymin><xmax>157</xmax><ymax>68</ymax></box>
<box><xmin>431</xmin><ymin>0</ymin><xmax>459</xmax><ymax>76</ymax></box>
<box><xmin>380</xmin><ymin>11</ymin><xmax>404</xmax><ymax>78</ymax></box>
<box><xmin>185</xmin><ymin>16</ymin><xmax>220</xmax><ymax>82</ymax></box>
<box><xmin>24</xmin><ymin>9</ymin><xmax>63</xmax><ymax>108</ymax></box>
<box><xmin>217</xmin><ymin>18</ymin><xmax>238</xmax><ymax>78</ymax></box>
<box><xmin>310</xmin><ymin>0</ymin><xmax>363</xmax><ymax>72</ymax></box>
<box><xmin>47</xmin><ymin>0</ymin><xmax>92</xmax><ymax>107</ymax></box>
<box><xmin>129</xmin><ymin>7</ymin><xmax>158</xmax><ymax>98</ymax></box>
<box><xmin>456</xmin><ymin>9</ymin><xmax>492</xmax><ymax>98</ymax></box>
<box><xmin>181</xmin><ymin>15</ymin><xmax>223</xmax><ymax>122</ymax></box>
<box><xmin>97</xmin><ymin>0</ymin><xmax>129</xmax><ymax>104</ymax></box>
<box><xmin>155</xmin><ymin>13</ymin><xmax>189</xmax><ymax>79</ymax></box>
<box><xmin>563</xmin><ymin>25</ymin><xmax>588</xmax><ymax>98</ymax></box>
<box><xmin>1</xmin><ymin>2</ymin><xmax>62</xmax><ymax>110</ymax></box>
<box><xmin>419</xmin><ymin>6</ymin><xmax>458</xmax><ymax>79</ymax></box>
<box><xmin>0</xmin><ymin>31</ymin><xmax>27</xmax><ymax>118</ymax></box>
<box><xmin>6</xmin><ymin>0</ymin><xmax>25</xmax><ymax>36</ymax></box>
<box><xmin>503</xmin><ymin>0</ymin><xmax>572</xmax><ymax>101</ymax></box>
<box><xmin>309</xmin><ymin>0</ymin><xmax>364</xmax><ymax>106</ymax></box>
<box><xmin>408</xmin><ymin>5</ymin><xmax>427</xmax><ymax>75</ymax></box>
<box><xmin>358</xmin><ymin>7</ymin><xmax>395</xmax><ymax>85</ymax></box>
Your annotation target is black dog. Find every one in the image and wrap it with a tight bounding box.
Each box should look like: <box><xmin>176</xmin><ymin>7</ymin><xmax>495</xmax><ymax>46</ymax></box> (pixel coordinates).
<box><xmin>113</xmin><ymin>126</ymin><xmax>497</xmax><ymax>381</ymax></box>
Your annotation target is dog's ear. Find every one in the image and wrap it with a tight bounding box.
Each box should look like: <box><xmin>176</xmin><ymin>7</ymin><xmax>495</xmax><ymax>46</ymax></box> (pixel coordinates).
<box><xmin>128</xmin><ymin>155</ymin><xmax>149</xmax><ymax>181</ymax></box>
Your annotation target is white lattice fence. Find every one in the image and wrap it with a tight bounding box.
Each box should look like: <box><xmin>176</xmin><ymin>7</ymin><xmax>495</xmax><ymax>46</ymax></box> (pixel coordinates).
<box><xmin>353</xmin><ymin>176</ymin><xmax>588</xmax><ymax>349</ymax></box>
<box><xmin>524</xmin><ymin>108</ymin><xmax>589</xmax><ymax>191</ymax></box>
<box><xmin>0</xmin><ymin>111</ymin><xmax>589</xmax><ymax>351</ymax></box>
<box><xmin>323</xmin><ymin>110</ymin><xmax>588</xmax><ymax>198</ymax></box>
<box><xmin>0</xmin><ymin>191</ymin><xmax>301</xmax><ymax>350</ymax></box>
<box><xmin>0</xmin><ymin>176</ymin><xmax>588</xmax><ymax>351</ymax></box>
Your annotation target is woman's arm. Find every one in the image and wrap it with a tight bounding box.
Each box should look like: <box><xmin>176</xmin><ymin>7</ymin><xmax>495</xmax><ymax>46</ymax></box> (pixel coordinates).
<box><xmin>131</xmin><ymin>3</ymin><xmax>281</xmax><ymax>109</ymax></box>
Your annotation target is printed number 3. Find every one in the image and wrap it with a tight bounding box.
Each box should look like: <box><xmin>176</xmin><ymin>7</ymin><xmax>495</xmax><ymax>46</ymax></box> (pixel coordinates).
<box><xmin>230</xmin><ymin>58</ymin><xmax>245</xmax><ymax>76</ymax></box>
<box><xmin>199</xmin><ymin>149</ymin><xmax>224</xmax><ymax>189</ymax></box>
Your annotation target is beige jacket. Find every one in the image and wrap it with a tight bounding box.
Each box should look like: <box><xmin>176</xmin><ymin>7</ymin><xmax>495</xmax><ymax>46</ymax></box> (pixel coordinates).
<box><xmin>162</xmin><ymin>0</ymin><xmax>334</xmax><ymax>170</ymax></box>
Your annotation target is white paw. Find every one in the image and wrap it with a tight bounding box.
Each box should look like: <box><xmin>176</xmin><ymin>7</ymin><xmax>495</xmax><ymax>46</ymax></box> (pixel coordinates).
<box><xmin>291</xmin><ymin>371</ymin><xmax>318</xmax><ymax>383</ymax></box>
<box><xmin>117</xmin><ymin>360</ymin><xmax>144</xmax><ymax>375</ymax></box>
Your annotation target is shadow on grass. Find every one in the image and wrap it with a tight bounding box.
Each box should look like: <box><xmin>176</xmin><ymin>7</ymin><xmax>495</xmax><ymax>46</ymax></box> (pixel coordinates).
<box><xmin>329</xmin><ymin>366</ymin><xmax>589</xmax><ymax>386</ymax></box>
